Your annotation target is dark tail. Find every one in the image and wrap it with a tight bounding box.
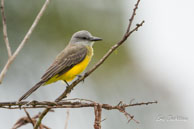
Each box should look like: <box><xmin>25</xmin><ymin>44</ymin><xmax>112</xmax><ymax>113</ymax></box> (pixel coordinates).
<box><xmin>18</xmin><ymin>81</ymin><xmax>45</xmax><ymax>101</ymax></box>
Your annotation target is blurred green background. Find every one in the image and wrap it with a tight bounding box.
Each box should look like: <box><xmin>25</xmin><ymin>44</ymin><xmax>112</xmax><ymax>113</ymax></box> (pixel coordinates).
<box><xmin>0</xmin><ymin>0</ymin><xmax>190</xmax><ymax>129</ymax></box>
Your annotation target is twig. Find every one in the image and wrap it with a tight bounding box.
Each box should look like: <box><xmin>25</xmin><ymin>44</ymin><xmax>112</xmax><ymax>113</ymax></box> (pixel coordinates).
<box><xmin>34</xmin><ymin>108</ymin><xmax>50</xmax><ymax>129</ymax></box>
<box><xmin>11</xmin><ymin>113</ymin><xmax>50</xmax><ymax>129</ymax></box>
<box><xmin>12</xmin><ymin>114</ymin><xmax>38</xmax><ymax>129</ymax></box>
<box><xmin>126</xmin><ymin>0</ymin><xmax>141</xmax><ymax>34</ymax></box>
<box><xmin>0</xmin><ymin>100</ymin><xmax>158</xmax><ymax>109</ymax></box>
<box><xmin>94</xmin><ymin>104</ymin><xmax>102</xmax><ymax>129</ymax></box>
<box><xmin>31</xmin><ymin>0</ymin><xmax>144</xmax><ymax>128</ymax></box>
<box><xmin>0</xmin><ymin>0</ymin><xmax>50</xmax><ymax>84</ymax></box>
<box><xmin>64</xmin><ymin>109</ymin><xmax>70</xmax><ymax>129</ymax></box>
<box><xmin>24</xmin><ymin>108</ymin><xmax>35</xmax><ymax>127</ymax></box>
<box><xmin>0</xmin><ymin>0</ymin><xmax>12</xmax><ymax>58</ymax></box>
<box><xmin>65</xmin><ymin>98</ymin><xmax>95</xmax><ymax>103</ymax></box>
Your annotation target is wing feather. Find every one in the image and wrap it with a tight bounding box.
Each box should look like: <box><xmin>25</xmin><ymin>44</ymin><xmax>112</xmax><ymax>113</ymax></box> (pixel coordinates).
<box><xmin>41</xmin><ymin>44</ymin><xmax>87</xmax><ymax>81</ymax></box>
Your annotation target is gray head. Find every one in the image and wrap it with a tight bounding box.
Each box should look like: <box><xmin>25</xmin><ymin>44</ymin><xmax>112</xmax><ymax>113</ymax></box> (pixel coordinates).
<box><xmin>70</xmin><ymin>30</ymin><xmax>102</xmax><ymax>45</ymax></box>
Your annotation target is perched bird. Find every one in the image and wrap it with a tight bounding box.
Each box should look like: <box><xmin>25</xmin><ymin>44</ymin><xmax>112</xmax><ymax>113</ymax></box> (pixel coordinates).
<box><xmin>18</xmin><ymin>30</ymin><xmax>102</xmax><ymax>101</ymax></box>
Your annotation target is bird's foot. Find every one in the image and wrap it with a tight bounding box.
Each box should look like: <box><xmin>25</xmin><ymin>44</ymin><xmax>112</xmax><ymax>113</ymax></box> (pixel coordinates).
<box><xmin>63</xmin><ymin>80</ymin><xmax>70</xmax><ymax>86</ymax></box>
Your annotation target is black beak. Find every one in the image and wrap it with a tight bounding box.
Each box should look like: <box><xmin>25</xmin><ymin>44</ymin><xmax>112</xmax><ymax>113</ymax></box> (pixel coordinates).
<box><xmin>90</xmin><ymin>36</ymin><xmax>102</xmax><ymax>41</ymax></box>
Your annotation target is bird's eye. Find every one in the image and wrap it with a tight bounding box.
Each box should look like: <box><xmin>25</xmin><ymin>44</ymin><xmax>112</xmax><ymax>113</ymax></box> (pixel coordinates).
<box><xmin>82</xmin><ymin>37</ymin><xmax>87</xmax><ymax>40</ymax></box>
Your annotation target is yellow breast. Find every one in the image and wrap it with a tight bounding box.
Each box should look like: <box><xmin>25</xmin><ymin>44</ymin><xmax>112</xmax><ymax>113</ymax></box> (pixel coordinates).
<box><xmin>61</xmin><ymin>46</ymin><xmax>93</xmax><ymax>81</ymax></box>
<box><xmin>60</xmin><ymin>55</ymin><xmax>91</xmax><ymax>81</ymax></box>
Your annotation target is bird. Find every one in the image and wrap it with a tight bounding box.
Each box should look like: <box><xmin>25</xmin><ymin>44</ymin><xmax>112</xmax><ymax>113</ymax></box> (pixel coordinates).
<box><xmin>18</xmin><ymin>30</ymin><xmax>102</xmax><ymax>101</ymax></box>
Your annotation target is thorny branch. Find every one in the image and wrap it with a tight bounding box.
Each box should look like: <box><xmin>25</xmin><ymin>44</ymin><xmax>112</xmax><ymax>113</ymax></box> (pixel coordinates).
<box><xmin>0</xmin><ymin>100</ymin><xmax>157</xmax><ymax>109</ymax></box>
<box><xmin>8</xmin><ymin>100</ymin><xmax>156</xmax><ymax>129</ymax></box>
<box><xmin>0</xmin><ymin>0</ymin><xmax>50</xmax><ymax>84</ymax></box>
<box><xmin>33</xmin><ymin>0</ymin><xmax>144</xmax><ymax>128</ymax></box>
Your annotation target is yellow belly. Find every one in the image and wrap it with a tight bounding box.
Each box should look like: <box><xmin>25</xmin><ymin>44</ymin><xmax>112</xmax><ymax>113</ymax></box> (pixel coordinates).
<box><xmin>44</xmin><ymin>55</ymin><xmax>92</xmax><ymax>85</ymax></box>
<box><xmin>58</xmin><ymin>55</ymin><xmax>91</xmax><ymax>81</ymax></box>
